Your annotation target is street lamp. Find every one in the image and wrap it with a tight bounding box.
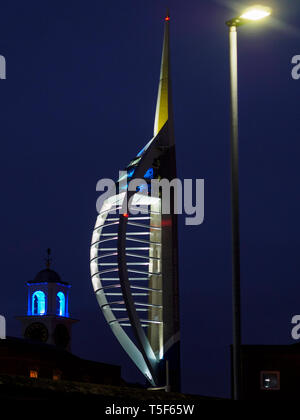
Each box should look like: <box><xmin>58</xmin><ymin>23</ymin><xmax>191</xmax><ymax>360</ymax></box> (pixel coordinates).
<box><xmin>226</xmin><ymin>5</ymin><xmax>271</xmax><ymax>401</ymax></box>
<box><xmin>240</xmin><ymin>5</ymin><xmax>271</xmax><ymax>21</ymax></box>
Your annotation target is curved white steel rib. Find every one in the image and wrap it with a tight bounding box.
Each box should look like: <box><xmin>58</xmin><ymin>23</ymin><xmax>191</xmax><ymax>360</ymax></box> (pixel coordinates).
<box><xmin>90</xmin><ymin>192</ymin><xmax>157</xmax><ymax>385</ymax></box>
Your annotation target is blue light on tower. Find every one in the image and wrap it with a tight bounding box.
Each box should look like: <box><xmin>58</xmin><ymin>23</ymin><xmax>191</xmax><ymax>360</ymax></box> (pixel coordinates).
<box><xmin>32</xmin><ymin>291</ymin><xmax>46</xmax><ymax>315</ymax></box>
<box><xmin>18</xmin><ymin>250</ymin><xmax>78</xmax><ymax>351</ymax></box>
<box><xmin>144</xmin><ymin>168</ymin><xmax>154</xmax><ymax>179</ymax></box>
<box><xmin>57</xmin><ymin>292</ymin><xmax>66</xmax><ymax>317</ymax></box>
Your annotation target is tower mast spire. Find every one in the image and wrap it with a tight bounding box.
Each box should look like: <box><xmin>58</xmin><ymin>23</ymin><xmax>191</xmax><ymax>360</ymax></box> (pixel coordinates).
<box><xmin>154</xmin><ymin>10</ymin><xmax>173</xmax><ymax>140</ymax></box>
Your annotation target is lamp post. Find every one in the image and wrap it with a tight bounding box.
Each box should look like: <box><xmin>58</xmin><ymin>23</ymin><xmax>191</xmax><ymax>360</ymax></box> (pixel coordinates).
<box><xmin>226</xmin><ymin>5</ymin><xmax>271</xmax><ymax>401</ymax></box>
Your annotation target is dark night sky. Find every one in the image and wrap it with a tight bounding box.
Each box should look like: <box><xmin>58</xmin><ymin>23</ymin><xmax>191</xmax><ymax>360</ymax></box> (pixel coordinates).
<box><xmin>0</xmin><ymin>0</ymin><xmax>299</xmax><ymax>398</ymax></box>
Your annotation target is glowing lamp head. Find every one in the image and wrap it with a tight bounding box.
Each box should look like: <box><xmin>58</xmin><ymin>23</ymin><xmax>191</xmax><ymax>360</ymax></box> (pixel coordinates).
<box><xmin>165</xmin><ymin>16</ymin><xmax>170</xmax><ymax>22</ymax></box>
<box><xmin>240</xmin><ymin>5</ymin><xmax>271</xmax><ymax>21</ymax></box>
<box><xmin>123</xmin><ymin>213</ymin><xmax>129</xmax><ymax>218</ymax></box>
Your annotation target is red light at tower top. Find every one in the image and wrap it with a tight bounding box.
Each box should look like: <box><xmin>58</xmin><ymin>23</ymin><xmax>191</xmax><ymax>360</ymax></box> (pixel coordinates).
<box><xmin>165</xmin><ymin>16</ymin><xmax>170</xmax><ymax>21</ymax></box>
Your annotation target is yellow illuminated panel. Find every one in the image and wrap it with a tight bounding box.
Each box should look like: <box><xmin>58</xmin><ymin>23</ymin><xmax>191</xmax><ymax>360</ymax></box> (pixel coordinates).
<box><xmin>154</xmin><ymin>23</ymin><xmax>169</xmax><ymax>136</ymax></box>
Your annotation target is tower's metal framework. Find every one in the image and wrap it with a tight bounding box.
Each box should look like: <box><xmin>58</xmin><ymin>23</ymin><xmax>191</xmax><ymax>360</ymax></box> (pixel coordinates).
<box><xmin>90</xmin><ymin>16</ymin><xmax>180</xmax><ymax>390</ymax></box>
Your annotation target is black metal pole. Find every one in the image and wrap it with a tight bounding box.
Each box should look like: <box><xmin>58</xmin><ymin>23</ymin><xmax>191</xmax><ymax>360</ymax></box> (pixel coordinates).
<box><xmin>229</xmin><ymin>24</ymin><xmax>242</xmax><ymax>401</ymax></box>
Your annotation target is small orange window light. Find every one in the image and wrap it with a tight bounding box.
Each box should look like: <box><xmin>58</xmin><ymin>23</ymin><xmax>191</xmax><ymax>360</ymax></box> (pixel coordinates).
<box><xmin>53</xmin><ymin>370</ymin><xmax>62</xmax><ymax>381</ymax></box>
<box><xmin>30</xmin><ymin>369</ymin><xmax>38</xmax><ymax>379</ymax></box>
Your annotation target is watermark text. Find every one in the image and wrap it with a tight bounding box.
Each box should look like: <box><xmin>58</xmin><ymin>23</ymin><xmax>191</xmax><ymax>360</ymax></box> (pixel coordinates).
<box><xmin>96</xmin><ymin>172</ymin><xmax>204</xmax><ymax>226</ymax></box>
<box><xmin>0</xmin><ymin>315</ymin><xmax>6</xmax><ymax>339</ymax></box>
<box><xmin>291</xmin><ymin>55</ymin><xmax>300</xmax><ymax>80</ymax></box>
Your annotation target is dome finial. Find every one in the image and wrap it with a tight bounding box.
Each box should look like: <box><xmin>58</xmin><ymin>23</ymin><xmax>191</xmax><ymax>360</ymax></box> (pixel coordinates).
<box><xmin>45</xmin><ymin>248</ymin><xmax>52</xmax><ymax>269</ymax></box>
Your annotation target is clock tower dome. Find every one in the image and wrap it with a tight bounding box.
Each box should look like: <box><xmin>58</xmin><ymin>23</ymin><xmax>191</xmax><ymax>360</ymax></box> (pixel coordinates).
<box><xmin>17</xmin><ymin>249</ymin><xmax>78</xmax><ymax>351</ymax></box>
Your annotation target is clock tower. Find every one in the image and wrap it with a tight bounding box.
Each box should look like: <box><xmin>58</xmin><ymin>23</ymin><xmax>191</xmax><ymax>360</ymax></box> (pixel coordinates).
<box><xmin>17</xmin><ymin>250</ymin><xmax>78</xmax><ymax>351</ymax></box>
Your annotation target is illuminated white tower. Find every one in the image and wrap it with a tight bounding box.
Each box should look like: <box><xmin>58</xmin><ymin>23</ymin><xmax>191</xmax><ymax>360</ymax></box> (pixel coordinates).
<box><xmin>90</xmin><ymin>13</ymin><xmax>180</xmax><ymax>390</ymax></box>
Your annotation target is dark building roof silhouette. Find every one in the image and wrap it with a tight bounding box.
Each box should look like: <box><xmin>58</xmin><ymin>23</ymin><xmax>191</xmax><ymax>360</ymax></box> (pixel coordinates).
<box><xmin>28</xmin><ymin>268</ymin><xmax>69</xmax><ymax>286</ymax></box>
<box><xmin>0</xmin><ymin>337</ymin><xmax>121</xmax><ymax>386</ymax></box>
